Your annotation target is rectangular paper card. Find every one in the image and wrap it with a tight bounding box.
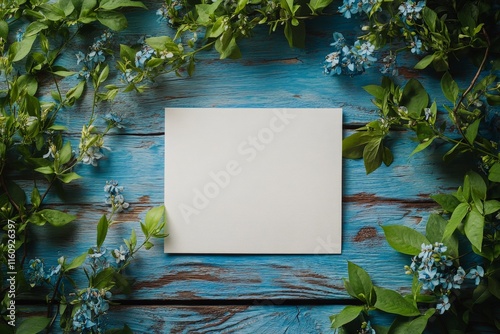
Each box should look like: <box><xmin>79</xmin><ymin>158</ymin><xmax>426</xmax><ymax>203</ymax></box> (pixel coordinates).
<box><xmin>164</xmin><ymin>108</ymin><xmax>342</xmax><ymax>254</ymax></box>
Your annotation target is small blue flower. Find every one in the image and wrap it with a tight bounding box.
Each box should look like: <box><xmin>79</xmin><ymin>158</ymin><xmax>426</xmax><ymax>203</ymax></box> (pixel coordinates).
<box><xmin>338</xmin><ymin>0</ymin><xmax>358</xmax><ymax>19</ymax></box>
<box><xmin>436</xmin><ymin>294</ymin><xmax>451</xmax><ymax>314</ymax></box>
<box><xmin>466</xmin><ymin>265</ymin><xmax>484</xmax><ymax>285</ymax></box>
<box><xmin>26</xmin><ymin>258</ymin><xmax>46</xmax><ymax>287</ymax></box>
<box><xmin>419</xmin><ymin>266</ymin><xmax>439</xmax><ymax>290</ymax></box>
<box><xmin>113</xmin><ymin>245</ymin><xmax>130</xmax><ymax>264</ymax></box>
<box><xmin>411</xmin><ymin>36</ymin><xmax>423</xmax><ymax>54</ymax></box>
<box><xmin>453</xmin><ymin>266</ymin><xmax>466</xmax><ymax>285</ymax></box>
<box><xmin>104</xmin><ymin>180</ymin><xmax>123</xmax><ymax>196</ymax></box>
<box><xmin>135</xmin><ymin>46</ymin><xmax>155</xmax><ymax>68</ymax></box>
<box><xmin>15</xmin><ymin>29</ymin><xmax>24</xmax><ymax>42</ymax></box>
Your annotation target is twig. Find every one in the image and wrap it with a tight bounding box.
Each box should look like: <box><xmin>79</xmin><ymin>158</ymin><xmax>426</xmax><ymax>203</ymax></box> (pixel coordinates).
<box><xmin>450</xmin><ymin>28</ymin><xmax>490</xmax><ymax>144</ymax></box>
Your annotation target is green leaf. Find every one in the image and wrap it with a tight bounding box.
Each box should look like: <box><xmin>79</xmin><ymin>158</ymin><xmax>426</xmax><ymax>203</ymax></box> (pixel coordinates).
<box><xmin>10</xmin><ymin>35</ymin><xmax>37</xmax><ymax>62</ymax></box>
<box><xmin>431</xmin><ymin>193</ymin><xmax>460</xmax><ymax>212</ymax></box>
<box><xmin>342</xmin><ymin>132</ymin><xmax>373</xmax><ymax>159</ymax></box>
<box><xmin>92</xmin><ymin>267</ymin><xmax>116</xmax><ymax>289</ymax></box>
<box><xmin>99</xmin><ymin>0</ymin><xmax>147</xmax><ymax>10</ymax></box>
<box><xmin>144</xmin><ymin>241</ymin><xmax>154</xmax><ymax>250</ymax></box>
<box><xmin>414</xmin><ymin>54</ymin><xmax>435</xmax><ymax>70</ymax></box>
<box><xmin>374</xmin><ymin>286</ymin><xmax>420</xmax><ymax>316</ymax></box>
<box><xmin>484</xmin><ymin>200</ymin><xmax>500</xmax><ymax>215</ymax></box>
<box><xmin>410</xmin><ymin>136</ymin><xmax>436</xmax><ymax>156</ymax></box>
<box><xmin>467</xmin><ymin>170</ymin><xmax>486</xmax><ymax>201</ymax></box>
<box><xmin>144</xmin><ymin>205</ymin><xmax>166</xmax><ymax>232</ymax></box>
<box><xmin>97</xmin><ymin>215</ymin><xmax>109</xmax><ymax>249</ymax></box>
<box><xmin>59</xmin><ymin>141</ymin><xmax>72</xmax><ymax>165</ymax></box>
<box><xmin>0</xmin><ymin>20</ymin><xmax>8</xmax><ymax>40</ymax></box>
<box><xmin>330</xmin><ymin>305</ymin><xmax>364</xmax><ymax>329</ymax></box>
<box><xmin>24</xmin><ymin>21</ymin><xmax>48</xmax><ymax>37</ymax></box>
<box><xmin>400</xmin><ymin>79</ymin><xmax>429</xmax><ymax>119</ymax></box>
<box><xmin>388</xmin><ymin>309</ymin><xmax>434</xmax><ymax>334</ymax></box>
<box><xmin>382</xmin><ymin>225</ymin><xmax>430</xmax><ymax>255</ymax></box>
<box><xmin>441</xmin><ymin>72</ymin><xmax>459</xmax><ymax>103</ymax></box>
<box><xmin>425</xmin><ymin>214</ymin><xmax>447</xmax><ymax>244</ymax></box>
<box><xmin>35</xmin><ymin>166</ymin><xmax>54</xmax><ymax>175</ymax></box>
<box><xmin>39</xmin><ymin>209</ymin><xmax>76</xmax><ymax>227</ymax></box>
<box><xmin>65</xmin><ymin>252</ymin><xmax>88</xmax><ymax>271</ymax></box>
<box><xmin>422</xmin><ymin>7</ymin><xmax>437</xmax><ymax>31</ymax></box>
<box><xmin>347</xmin><ymin>261</ymin><xmax>373</xmax><ymax>304</ymax></box>
<box><xmin>363</xmin><ymin>136</ymin><xmax>384</xmax><ymax>174</ymax></box>
<box><xmin>97</xmin><ymin>11</ymin><xmax>128</xmax><ymax>31</ymax></box>
<box><xmin>58</xmin><ymin>172</ymin><xmax>82</xmax><ymax>184</ymax></box>
<box><xmin>31</xmin><ymin>187</ymin><xmax>41</xmax><ymax>208</ymax></box>
<box><xmin>464</xmin><ymin>209</ymin><xmax>484</xmax><ymax>252</ymax></box>
<box><xmin>442</xmin><ymin>202</ymin><xmax>469</xmax><ymax>240</ymax></box>
<box><xmin>97</xmin><ymin>64</ymin><xmax>110</xmax><ymax>84</ymax></box>
<box><xmin>465</xmin><ymin>119</ymin><xmax>481</xmax><ymax>144</ymax></box>
<box><xmin>145</xmin><ymin>36</ymin><xmax>171</xmax><ymax>50</ymax></box>
<box><xmin>120</xmin><ymin>44</ymin><xmax>136</xmax><ymax>62</ymax></box>
<box><xmin>308</xmin><ymin>0</ymin><xmax>333</xmax><ymax>13</ymax></box>
<box><xmin>363</xmin><ymin>84</ymin><xmax>385</xmax><ymax>100</ymax></box>
<box><xmin>488</xmin><ymin>163</ymin><xmax>500</xmax><ymax>182</ymax></box>
<box><xmin>16</xmin><ymin>316</ymin><xmax>50</xmax><ymax>334</ymax></box>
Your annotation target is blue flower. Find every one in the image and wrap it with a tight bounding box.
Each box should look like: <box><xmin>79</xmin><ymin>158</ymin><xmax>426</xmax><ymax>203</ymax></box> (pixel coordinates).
<box><xmin>466</xmin><ymin>265</ymin><xmax>484</xmax><ymax>285</ymax></box>
<box><xmin>411</xmin><ymin>36</ymin><xmax>423</xmax><ymax>54</ymax></box>
<box><xmin>436</xmin><ymin>294</ymin><xmax>451</xmax><ymax>314</ymax></box>
<box><xmin>453</xmin><ymin>266</ymin><xmax>466</xmax><ymax>285</ymax></box>
<box><xmin>72</xmin><ymin>288</ymin><xmax>112</xmax><ymax>333</ymax></box>
<box><xmin>338</xmin><ymin>0</ymin><xmax>358</xmax><ymax>19</ymax></box>
<box><xmin>104</xmin><ymin>180</ymin><xmax>123</xmax><ymax>196</ymax></box>
<box><xmin>113</xmin><ymin>245</ymin><xmax>130</xmax><ymax>264</ymax></box>
<box><xmin>135</xmin><ymin>46</ymin><xmax>155</xmax><ymax>68</ymax></box>
<box><xmin>419</xmin><ymin>266</ymin><xmax>439</xmax><ymax>290</ymax></box>
<box><xmin>15</xmin><ymin>29</ymin><xmax>24</xmax><ymax>42</ymax></box>
<box><xmin>26</xmin><ymin>258</ymin><xmax>46</xmax><ymax>287</ymax></box>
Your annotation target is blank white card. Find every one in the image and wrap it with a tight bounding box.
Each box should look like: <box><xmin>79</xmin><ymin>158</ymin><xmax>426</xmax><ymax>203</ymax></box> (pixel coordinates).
<box><xmin>164</xmin><ymin>108</ymin><xmax>342</xmax><ymax>254</ymax></box>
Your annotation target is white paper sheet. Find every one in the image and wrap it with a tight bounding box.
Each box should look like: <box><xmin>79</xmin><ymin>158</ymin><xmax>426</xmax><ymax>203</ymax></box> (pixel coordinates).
<box><xmin>164</xmin><ymin>108</ymin><xmax>342</xmax><ymax>254</ymax></box>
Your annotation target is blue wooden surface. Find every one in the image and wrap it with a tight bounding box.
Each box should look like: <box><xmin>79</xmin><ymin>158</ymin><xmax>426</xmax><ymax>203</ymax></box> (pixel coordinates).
<box><xmin>21</xmin><ymin>1</ymin><xmax>485</xmax><ymax>332</ymax></box>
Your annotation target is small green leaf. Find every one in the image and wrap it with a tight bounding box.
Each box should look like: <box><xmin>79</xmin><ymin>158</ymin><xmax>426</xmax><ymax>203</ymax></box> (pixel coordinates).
<box><xmin>484</xmin><ymin>200</ymin><xmax>500</xmax><ymax>215</ymax></box>
<box><xmin>441</xmin><ymin>72</ymin><xmax>459</xmax><ymax>103</ymax></box>
<box><xmin>97</xmin><ymin>215</ymin><xmax>109</xmax><ymax>249</ymax></box>
<box><xmin>414</xmin><ymin>54</ymin><xmax>435</xmax><ymax>70</ymax></box>
<box><xmin>363</xmin><ymin>85</ymin><xmax>385</xmax><ymax>100</ymax></box>
<box><xmin>66</xmin><ymin>252</ymin><xmax>88</xmax><ymax>271</ymax></box>
<box><xmin>97</xmin><ymin>11</ymin><xmax>128</xmax><ymax>31</ymax></box>
<box><xmin>374</xmin><ymin>286</ymin><xmax>420</xmax><ymax>316</ymax></box>
<box><xmin>410</xmin><ymin>136</ymin><xmax>436</xmax><ymax>156</ymax></box>
<box><xmin>58</xmin><ymin>172</ymin><xmax>82</xmax><ymax>184</ymax></box>
<box><xmin>330</xmin><ymin>305</ymin><xmax>363</xmax><ymax>329</ymax></box>
<box><xmin>465</xmin><ymin>119</ymin><xmax>481</xmax><ymax>145</ymax></box>
<box><xmin>144</xmin><ymin>241</ymin><xmax>154</xmax><ymax>250</ymax></box>
<box><xmin>442</xmin><ymin>202</ymin><xmax>469</xmax><ymax>240</ymax></box>
<box><xmin>382</xmin><ymin>225</ymin><xmax>430</xmax><ymax>256</ymax></box>
<box><xmin>31</xmin><ymin>187</ymin><xmax>41</xmax><ymax>208</ymax></box>
<box><xmin>0</xmin><ymin>20</ymin><xmax>8</xmax><ymax>40</ymax></box>
<box><xmin>16</xmin><ymin>316</ymin><xmax>50</xmax><ymax>334</ymax></box>
<box><xmin>464</xmin><ymin>209</ymin><xmax>484</xmax><ymax>252</ymax></box>
<box><xmin>39</xmin><ymin>209</ymin><xmax>76</xmax><ymax>227</ymax></box>
<box><xmin>99</xmin><ymin>0</ymin><xmax>147</xmax><ymax>10</ymax></box>
<box><xmin>430</xmin><ymin>193</ymin><xmax>461</xmax><ymax>212</ymax></box>
<box><xmin>400</xmin><ymin>79</ymin><xmax>429</xmax><ymax>119</ymax></box>
<box><xmin>347</xmin><ymin>261</ymin><xmax>373</xmax><ymax>304</ymax></box>
<box><xmin>488</xmin><ymin>163</ymin><xmax>500</xmax><ymax>182</ymax></box>
<box><xmin>363</xmin><ymin>136</ymin><xmax>384</xmax><ymax>174</ymax></box>
<box><xmin>10</xmin><ymin>35</ymin><xmax>37</xmax><ymax>62</ymax></box>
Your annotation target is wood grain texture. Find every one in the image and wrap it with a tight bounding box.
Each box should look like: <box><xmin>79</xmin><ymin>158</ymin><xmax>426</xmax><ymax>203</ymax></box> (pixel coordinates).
<box><xmin>19</xmin><ymin>305</ymin><xmax>344</xmax><ymax>333</ymax></box>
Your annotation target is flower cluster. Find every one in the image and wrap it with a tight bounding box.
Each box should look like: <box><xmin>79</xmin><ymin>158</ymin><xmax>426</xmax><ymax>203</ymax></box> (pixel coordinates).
<box><xmin>398</xmin><ymin>0</ymin><xmax>425</xmax><ymax>22</ymax></box>
<box><xmin>358</xmin><ymin>321</ymin><xmax>375</xmax><ymax>334</ymax></box>
<box><xmin>79</xmin><ymin>125</ymin><xmax>108</xmax><ymax>167</ymax></box>
<box><xmin>104</xmin><ymin>180</ymin><xmax>130</xmax><ymax>213</ymax></box>
<box><xmin>112</xmin><ymin>245</ymin><xmax>130</xmax><ymax>265</ymax></box>
<box><xmin>338</xmin><ymin>0</ymin><xmax>380</xmax><ymax>19</ymax></box>
<box><xmin>76</xmin><ymin>31</ymin><xmax>113</xmax><ymax>80</ymax></box>
<box><xmin>25</xmin><ymin>258</ymin><xmax>61</xmax><ymax>287</ymax></box>
<box><xmin>324</xmin><ymin>33</ymin><xmax>376</xmax><ymax>76</ymax></box>
<box><xmin>72</xmin><ymin>288</ymin><xmax>111</xmax><ymax>333</ymax></box>
<box><xmin>405</xmin><ymin>243</ymin><xmax>484</xmax><ymax>314</ymax></box>
<box><xmin>156</xmin><ymin>0</ymin><xmax>185</xmax><ymax>26</ymax></box>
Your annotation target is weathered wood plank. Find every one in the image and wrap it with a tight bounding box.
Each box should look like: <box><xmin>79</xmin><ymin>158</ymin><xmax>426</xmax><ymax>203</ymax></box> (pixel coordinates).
<box><xmin>22</xmin><ymin>199</ymin><xmax>432</xmax><ymax>301</ymax></box>
<box><xmin>18</xmin><ymin>304</ymin><xmax>346</xmax><ymax>333</ymax></box>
